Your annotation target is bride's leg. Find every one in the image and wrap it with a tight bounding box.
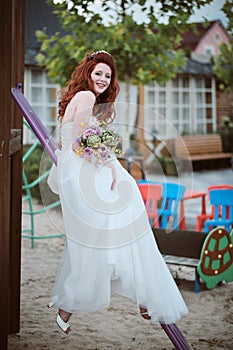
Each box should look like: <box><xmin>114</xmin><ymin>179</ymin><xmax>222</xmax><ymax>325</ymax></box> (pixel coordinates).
<box><xmin>56</xmin><ymin>309</ymin><xmax>72</xmax><ymax>334</ymax></box>
<box><xmin>139</xmin><ymin>306</ymin><xmax>151</xmax><ymax>320</ymax></box>
<box><xmin>59</xmin><ymin>308</ymin><xmax>72</xmax><ymax>322</ymax></box>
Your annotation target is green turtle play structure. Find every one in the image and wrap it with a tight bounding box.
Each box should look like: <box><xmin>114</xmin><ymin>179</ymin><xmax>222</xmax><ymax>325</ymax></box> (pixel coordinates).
<box><xmin>197</xmin><ymin>227</ymin><xmax>233</xmax><ymax>289</ymax></box>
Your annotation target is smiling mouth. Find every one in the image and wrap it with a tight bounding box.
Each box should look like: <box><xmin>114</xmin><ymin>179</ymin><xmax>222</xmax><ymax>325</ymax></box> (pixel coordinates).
<box><xmin>96</xmin><ymin>83</ymin><xmax>106</xmax><ymax>89</ymax></box>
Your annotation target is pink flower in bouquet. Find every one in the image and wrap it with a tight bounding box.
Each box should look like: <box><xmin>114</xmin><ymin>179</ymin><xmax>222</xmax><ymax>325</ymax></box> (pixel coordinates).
<box><xmin>98</xmin><ymin>144</ymin><xmax>109</xmax><ymax>160</ymax></box>
<box><xmin>82</xmin><ymin>147</ymin><xmax>93</xmax><ymax>158</ymax></box>
<box><xmin>83</xmin><ymin>126</ymin><xmax>102</xmax><ymax>140</ymax></box>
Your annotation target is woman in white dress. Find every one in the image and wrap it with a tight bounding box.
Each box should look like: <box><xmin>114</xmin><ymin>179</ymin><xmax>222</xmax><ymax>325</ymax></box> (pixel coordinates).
<box><xmin>47</xmin><ymin>50</ymin><xmax>188</xmax><ymax>334</ymax></box>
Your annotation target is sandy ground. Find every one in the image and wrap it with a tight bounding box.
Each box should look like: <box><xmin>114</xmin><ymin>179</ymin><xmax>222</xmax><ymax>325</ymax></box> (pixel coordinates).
<box><xmin>8</xmin><ymin>169</ymin><xmax>233</xmax><ymax>350</ymax></box>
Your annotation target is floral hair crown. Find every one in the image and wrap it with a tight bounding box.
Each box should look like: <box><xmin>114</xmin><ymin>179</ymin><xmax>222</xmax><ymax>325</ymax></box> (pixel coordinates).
<box><xmin>88</xmin><ymin>50</ymin><xmax>111</xmax><ymax>60</ymax></box>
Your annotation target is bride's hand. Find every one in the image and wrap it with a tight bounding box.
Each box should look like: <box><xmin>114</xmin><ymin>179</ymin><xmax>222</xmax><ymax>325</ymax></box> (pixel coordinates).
<box><xmin>72</xmin><ymin>142</ymin><xmax>78</xmax><ymax>152</ymax></box>
<box><xmin>111</xmin><ymin>177</ymin><xmax>116</xmax><ymax>190</ymax></box>
<box><xmin>105</xmin><ymin>162</ymin><xmax>116</xmax><ymax>190</ymax></box>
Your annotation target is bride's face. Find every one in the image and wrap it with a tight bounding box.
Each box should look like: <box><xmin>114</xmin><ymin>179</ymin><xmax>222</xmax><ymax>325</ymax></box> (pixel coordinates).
<box><xmin>90</xmin><ymin>63</ymin><xmax>112</xmax><ymax>96</ymax></box>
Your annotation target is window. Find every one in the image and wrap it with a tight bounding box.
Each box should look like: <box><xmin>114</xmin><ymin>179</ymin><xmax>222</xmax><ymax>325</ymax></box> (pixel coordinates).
<box><xmin>144</xmin><ymin>76</ymin><xmax>216</xmax><ymax>140</ymax></box>
<box><xmin>24</xmin><ymin>67</ymin><xmax>60</xmax><ymax>144</ymax></box>
<box><xmin>204</xmin><ymin>45</ymin><xmax>215</xmax><ymax>57</ymax></box>
<box><xmin>144</xmin><ymin>83</ymin><xmax>167</xmax><ymax>138</ymax></box>
<box><xmin>214</xmin><ymin>32</ymin><xmax>221</xmax><ymax>41</ymax></box>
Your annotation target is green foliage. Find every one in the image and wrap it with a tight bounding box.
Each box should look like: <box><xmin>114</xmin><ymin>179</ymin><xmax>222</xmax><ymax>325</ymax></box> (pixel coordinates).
<box><xmin>36</xmin><ymin>0</ymin><xmax>211</xmax><ymax>87</ymax></box>
<box><xmin>149</xmin><ymin>156</ymin><xmax>181</xmax><ymax>176</ymax></box>
<box><xmin>23</xmin><ymin>144</ymin><xmax>56</xmax><ymax>204</ymax></box>
<box><xmin>213</xmin><ymin>40</ymin><xmax>233</xmax><ymax>92</ymax></box>
<box><xmin>219</xmin><ymin>116</ymin><xmax>233</xmax><ymax>152</ymax></box>
<box><xmin>23</xmin><ymin>144</ymin><xmax>44</xmax><ymax>201</ymax></box>
<box><xmin>213</xmin><ymin>0</ymin><xmax>233</xmax><ymax>92</ymax></box>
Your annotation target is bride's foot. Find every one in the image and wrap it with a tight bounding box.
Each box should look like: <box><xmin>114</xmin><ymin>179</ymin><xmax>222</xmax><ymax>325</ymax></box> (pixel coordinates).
<box><xmin>56</xmin><ymin>309</ymin><xmax>72</xmax><ymax>334</ymax></box>
<box><xmin>139</xmin><ymin>307</ymin><xmax>151</xmax><ymax>320</ymax></box>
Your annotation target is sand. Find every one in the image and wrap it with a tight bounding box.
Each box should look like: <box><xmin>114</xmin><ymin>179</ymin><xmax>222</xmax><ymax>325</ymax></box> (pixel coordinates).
<box><xmin>8</xmin><ymin>178</ymin><xmax>233</xmax><ymax>350</ymax></box>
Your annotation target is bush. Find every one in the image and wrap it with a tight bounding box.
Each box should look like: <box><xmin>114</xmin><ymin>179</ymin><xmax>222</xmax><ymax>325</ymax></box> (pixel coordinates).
<box><xmin>23</xmin><ymin>144</ymin><xmax>56</xmax><ymax>203</ymax></box>
<box><xmin>148</xmin><ymin>156</ymin><xmax>181</xmax><ymax>176</ymax></box>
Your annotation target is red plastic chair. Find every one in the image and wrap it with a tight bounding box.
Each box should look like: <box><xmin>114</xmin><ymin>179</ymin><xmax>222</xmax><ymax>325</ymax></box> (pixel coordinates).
<box><xmin>138</xmin><ymin>183</ymin><xmax>162</xmax><ymax>228</ymax></box>
<box><xmin>196</xmin><ymin>185</ymin><xmax>233</xmax><ymax>232</ymax></box>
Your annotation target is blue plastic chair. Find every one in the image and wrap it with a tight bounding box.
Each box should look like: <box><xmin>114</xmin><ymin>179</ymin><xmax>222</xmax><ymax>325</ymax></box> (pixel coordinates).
<box><xmin>138</xmin><ymin>180</ymin><xmax>186</xmax><ymax>230</ymax></box>
<box><xmin>204</xmin><ymin>189</ymin><xmax>233</xmax><ymax>233</ymax></box>
<box><xmin>157</xmin><ymin>183</ymin><xmax>186</xmax><ymax>230</ymax></box>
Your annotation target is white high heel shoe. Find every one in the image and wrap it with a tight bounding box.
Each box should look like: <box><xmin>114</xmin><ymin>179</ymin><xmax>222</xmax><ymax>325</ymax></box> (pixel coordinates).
<box><xmin>47</xmin><ymin>301</ymin><xmax>71</xmax><ymax>334</ymax></box>
<box><xmin>56</xmin><ymin>313</ymin><xmax>71</xmax><ymax>334</ymax></box>
<box><xmin>47</xmin><ymin>300</ymin><xmax>56</xmax><ymax>308</ymax></box>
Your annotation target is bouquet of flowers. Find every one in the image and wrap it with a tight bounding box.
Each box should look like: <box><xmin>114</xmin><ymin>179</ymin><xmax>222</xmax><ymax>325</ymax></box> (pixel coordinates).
<box><xmin>74</xmin><ymin>121</ymin><xmax>122</xmax><ymax>164</ymax></box>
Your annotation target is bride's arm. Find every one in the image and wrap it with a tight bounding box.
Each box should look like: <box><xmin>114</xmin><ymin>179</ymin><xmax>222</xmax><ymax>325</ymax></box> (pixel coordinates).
<box><xmin>71</xmin><ymin>91</ymin><xmax>96</xmax><ymax>151</ymax></box>
<box><xmin>71</xmin><ymin>91</ymin><xmax>117</xmax><ymax>189</ymax></box>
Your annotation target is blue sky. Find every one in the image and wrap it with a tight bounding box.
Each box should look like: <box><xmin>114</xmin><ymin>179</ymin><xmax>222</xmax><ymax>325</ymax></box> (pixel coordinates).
<box><xmin>53</xmin><ymin>0</ymin><xmax>228</xmax><ymax>27</ymax></box>
<box><xmin>96</xmin><ymin>0</ymin><xmax>228</xmax><ymax>26</ymax></box>
<box><xmin>189</xmin><ymin>0</ymin><xmax>227</xmax><ymax>26</ymax></box>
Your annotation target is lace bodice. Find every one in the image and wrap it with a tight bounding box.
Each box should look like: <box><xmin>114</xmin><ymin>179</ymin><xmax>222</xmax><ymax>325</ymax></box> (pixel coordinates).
<box><xmin>60</xmin><ymin>122</ymin><xmax>73</xmax><ymax>149</ymax></box>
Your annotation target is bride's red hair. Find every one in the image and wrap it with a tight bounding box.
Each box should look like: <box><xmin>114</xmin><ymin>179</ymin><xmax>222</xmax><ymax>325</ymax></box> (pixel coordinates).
<box><xmin>58</xmin><ymin>51</ymin><xmax>120</xmax><ymax>123</ymax></box>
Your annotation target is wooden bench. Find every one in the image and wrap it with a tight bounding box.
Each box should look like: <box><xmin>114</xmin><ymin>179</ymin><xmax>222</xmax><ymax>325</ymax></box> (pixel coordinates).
<box><xmin>174</xmin><ymin>134</ymin><xmax>233</xmax><ymax>163</ymax></box>
<box><xmin>153</xmin><ymin>229</ymin><xmax>207</xmax><ymax>292</ymax></box>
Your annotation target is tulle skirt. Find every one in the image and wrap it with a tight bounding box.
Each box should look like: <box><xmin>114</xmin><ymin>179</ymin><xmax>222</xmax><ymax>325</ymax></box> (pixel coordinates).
<box><xmin>48</xmin><ymin>124</ymin><xmax>188</xmax><ymax>324</ymax></box>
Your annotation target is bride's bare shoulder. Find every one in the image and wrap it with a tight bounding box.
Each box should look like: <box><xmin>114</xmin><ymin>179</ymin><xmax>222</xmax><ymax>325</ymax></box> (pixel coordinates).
<box><xmin>73</xmin><ymin>91</ymin><xmax>96</xmax><ymax>104</ymax></box>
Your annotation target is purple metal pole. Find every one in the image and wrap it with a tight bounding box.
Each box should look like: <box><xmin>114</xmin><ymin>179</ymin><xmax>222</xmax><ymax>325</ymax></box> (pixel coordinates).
<box><xmin>160</xmin><ymin>323</ymin><xmax>191</xmax><ymax>350</ymax></box>
<box><xmin>11</xmin><ymin>84</ymin><xmax>58</xmax><ymax>165</ymax></box>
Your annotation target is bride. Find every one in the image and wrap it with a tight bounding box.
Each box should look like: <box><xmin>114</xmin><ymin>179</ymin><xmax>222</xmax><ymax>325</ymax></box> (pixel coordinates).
<box><xmin>47</xmin><ymin>50</ymin><xmax>188</xmax><ymax>334</ymax></box>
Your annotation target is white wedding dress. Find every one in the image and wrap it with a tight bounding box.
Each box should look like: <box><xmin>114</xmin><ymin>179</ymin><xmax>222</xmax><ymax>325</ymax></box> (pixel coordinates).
<box><xmin>47</xmin><ymin>119</ymin><xmax>188</xmax><ymax>324</ymax></box>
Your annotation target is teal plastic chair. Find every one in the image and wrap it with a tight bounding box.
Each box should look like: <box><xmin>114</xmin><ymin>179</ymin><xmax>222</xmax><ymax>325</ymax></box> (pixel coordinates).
<box><xmin>196</xmin><ymin>184</ymin><xmax>233</xmax><ymax>231</ymax></box>
<box><xmin>157</xmin><ymin>182</ymin><xmax>186</xmax><ymax>230</ymax></box>
<box><xmin>204</xmin><ymin>189</ymin><xmax>233</xmax><ymax>233</ymax></box>
<box><xmin>138</xmin><ymin>180</ymin><xmax>186</xmax><ymax>230</ymax></box>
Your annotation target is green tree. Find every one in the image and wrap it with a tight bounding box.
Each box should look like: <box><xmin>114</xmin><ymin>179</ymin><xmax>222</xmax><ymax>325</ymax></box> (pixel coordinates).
<box><xmin>36</xmin><ymin>0</ymin><xmax>213</xmax><ymax>148</ymax></box>
<box><xmin>213</xmin><ymin>0</ymin><xmax>233</xmax><ymax>92</ymax></box>
<box><xmin>37</xmin><ymin>0</ymin><xmax>213</xmax><ymax>86</ymax></box>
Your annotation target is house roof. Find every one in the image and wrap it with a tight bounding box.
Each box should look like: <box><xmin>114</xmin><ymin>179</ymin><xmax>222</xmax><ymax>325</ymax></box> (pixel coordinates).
<box><xmin>179</xmin><ymin>20</ymin><xmax>229</xmax><ymax>52</ymax></box>
<box><xmin>181</xmin><ymin>58</ymin><xmax>213</xmax><ymax>75</ymax></box>
<box><xmin>25</xmin><ymin>0</ymin><xmax>66</xmax><ymax>65</ymax></box>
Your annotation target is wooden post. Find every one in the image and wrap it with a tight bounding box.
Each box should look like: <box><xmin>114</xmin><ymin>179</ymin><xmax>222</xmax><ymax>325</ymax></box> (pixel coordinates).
<box><xmin>0</xmin><ymin>0</ymin><xmax>25</xmax><ymax>348</ymax></box>
<box><xmin>138</xmin><ymin>84</ymin><xmax>145</xmax><ymax>145</ymax></box>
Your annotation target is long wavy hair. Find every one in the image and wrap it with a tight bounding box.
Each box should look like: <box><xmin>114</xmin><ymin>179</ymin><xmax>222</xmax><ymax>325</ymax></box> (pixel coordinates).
<box><xmin>58</xmin><ymin>51</ymin><xmax>120</xmax><ymax>123</ymax></box>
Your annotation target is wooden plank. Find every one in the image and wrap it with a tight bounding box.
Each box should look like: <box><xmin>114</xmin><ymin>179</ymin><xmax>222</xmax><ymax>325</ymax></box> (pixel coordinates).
<box><xmin>0</xmin><ymin>1</ymin><xmax>13</xmax><ymax>348</ymax></box>
<box><xmin>9</xmin><ymin>0</ymin><xmax>25</xmax><ymax>335</ymax></box>
<box><xmin>189</xmin><ymin>153</ymin><xmax>233</xmax><ymax>161</ymax></box>
<box><xmin>153</xmin><ymin>228</ymin><xmax>206</xmax><ymax>259</ymax></box>
<box><xmin>0</xmin><ymin>1</ymin><xmax>24</xmax><ymax>348</ymax></box>
<box><xmin>163</xmin><ymin>255</ymin><xmax>199</xmax><ymax>267</ymax></box>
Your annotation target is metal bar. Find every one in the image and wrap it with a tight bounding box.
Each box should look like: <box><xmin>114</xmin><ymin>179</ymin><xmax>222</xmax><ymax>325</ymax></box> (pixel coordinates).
<box><xmin>160</xmin><ymin>323</ymin><xmax>191</xmax><ymax>350</ymax></box>
<box><xmin>11</xmin><ymin>85</ymin><xmax>58</xmax><ymax>165</ymax></box>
